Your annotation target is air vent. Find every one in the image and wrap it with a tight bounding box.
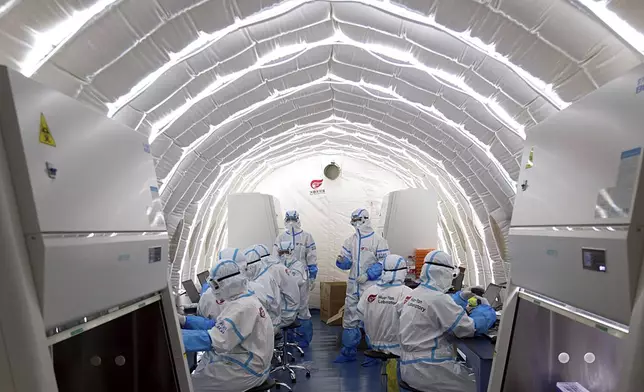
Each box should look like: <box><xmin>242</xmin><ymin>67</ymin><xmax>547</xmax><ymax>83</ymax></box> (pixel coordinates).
<box><xmin>324</xmin><ymin>161</ymin><xmax>341</xmax><ymax>180</ymax></box>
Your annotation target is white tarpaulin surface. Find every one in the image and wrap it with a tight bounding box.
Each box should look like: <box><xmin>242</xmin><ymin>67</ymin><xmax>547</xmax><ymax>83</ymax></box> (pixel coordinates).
<box><xmin>0</xmin><ymin>0</ymin><xmax>642</xmax><ymax>287</ymax></box>
<box><xmin>253</xmin><ymin>155</ymin><xmax>406</xmax><ymax>308</ymax></box>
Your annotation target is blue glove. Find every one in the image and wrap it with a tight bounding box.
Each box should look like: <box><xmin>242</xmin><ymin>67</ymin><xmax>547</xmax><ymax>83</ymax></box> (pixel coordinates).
<box><xmin>336</xmin><ymin>256</ymin><xmax>352</xmax><ymax>270</ymax></box>
<box><xmin>184</xmin><ymin>315</ymin><xmax>216</xmax><ymax>330</ymax></box>
<box><xmin>182</xmin><ymin>330</ymin><xmax>212</xmax><ymax>352</ymax></box>
<box><xmin>469</xmin><ymin>304</ymin><xmax>497</xmax><ymax>335</ymax></box>
<box><xmin>201</xmin><ymin>282</ymin><xmax>209</xmax><ymax>295</ymax></box>
<box><xmin>366</xmin><ymin>262</ymin><xmax>383</xmax><ymax>281</ymax></box>
<box><xmin>308</xmin><ymin>265</ymin><xmax>318</xmax><ymax>280</ymax></box>
<box><xmin>451</xmin><ymin>291</ymin><xmax>468</xmax><ymax>310</ymax></box>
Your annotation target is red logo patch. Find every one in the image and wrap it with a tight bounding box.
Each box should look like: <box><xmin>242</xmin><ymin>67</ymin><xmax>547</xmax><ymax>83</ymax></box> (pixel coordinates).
<box><xmin>285</xmin><ymin>268</ymin><xmax>290</xmax><ymax>274</ymax></box>
<box><xmin>216</xmin><ymin>299</ymin><xmax>225</xmax><ymax>305</ymax></box>
<box><xmin>259</xmin><ymin>307</ymin><xmax>266</xmax><ymax>318</ymax></box>
<box><xmin>403</xmin><ymin>296</ymin><xmax>412</xmax><ymax>305</ymax></box>
<box><xmin>367</xmin><ymin>294</ymin><xmax>377</xmax><ymax>303</ymax></box>
<box><xmin>310</xmin><ymin>179</ymin><xmax>323</xmax><ymax>189</ymax></box>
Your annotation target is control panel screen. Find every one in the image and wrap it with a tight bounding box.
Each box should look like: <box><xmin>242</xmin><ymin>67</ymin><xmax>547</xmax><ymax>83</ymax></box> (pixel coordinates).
<box><xmin>582</xmin><ymin>248</ymin><xmax>606</xmax><ymax>272</ymax></box>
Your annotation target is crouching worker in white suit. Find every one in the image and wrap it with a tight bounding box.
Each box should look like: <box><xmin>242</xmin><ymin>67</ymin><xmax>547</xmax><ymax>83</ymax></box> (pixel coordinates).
<box><xmin>398</xmin><ymin>250</ymin><xmax>497</xmax><ymax>392</ymax></box>
<box><xmin>180</xmin><ymin>259</ymin><xmax>274</xmax><ymax>392</ymax></box>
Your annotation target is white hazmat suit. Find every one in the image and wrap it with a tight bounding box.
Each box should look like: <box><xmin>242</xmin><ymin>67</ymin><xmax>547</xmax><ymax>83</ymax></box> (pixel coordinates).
<box><xmin>250</xmin><ymin>244</ymin><xmax>301</xmax><ymax>327</ymax></box>
<box><xmin>357</xmin><ymin>254</ymin><xmax>412</xmax><ymax>356</ymax></box>
<box><xmin>398</xmin><ymin>250</ymin><xmax>497</xmax><ymax>392</ymax></box>
<box><xmin>276</xmin><ymin>241</ymin><xmax>307</xmax><ymax>328</ymax></box>
<box><xmin>197</xmin><ymin>247</ymin><xmax>246</xmax><ymax>319</ymax></box>
<box><xmin>244</xmin><ymin>245</ymin><xmax>282</xmax><ymax>331</ymax></box>
<box><xmin>181</xmin><ymin>259</ymin><xmax>275</xmax><ymax>392</ymax></box>
<box><xmin>273</xmin><ymin>210</ymin><xmax>317</xmax><ymax>346</ymax></box>
<box><xmin>334</xmin><ymin>208</ymin><xmax>389</xmax><ymax>363</ymax></box>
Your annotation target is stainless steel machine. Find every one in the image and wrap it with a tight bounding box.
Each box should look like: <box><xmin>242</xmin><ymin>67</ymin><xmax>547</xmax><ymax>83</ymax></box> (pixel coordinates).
<box><xmin>488</xmin><ymin>64</ymin><xmax>644</xmax><ymax>391</ymax></box>
<box><xmin>0</xmin><ymin>66</ymin><xmax>192</xmax><ymax>392</ymax></box>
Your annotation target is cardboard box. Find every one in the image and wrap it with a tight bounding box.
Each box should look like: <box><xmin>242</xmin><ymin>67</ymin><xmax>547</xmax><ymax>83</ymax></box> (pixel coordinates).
<box><xmin>320</xmin><ymin>281</ymin><xmax>346</xmax><ymax>322</ymax></box>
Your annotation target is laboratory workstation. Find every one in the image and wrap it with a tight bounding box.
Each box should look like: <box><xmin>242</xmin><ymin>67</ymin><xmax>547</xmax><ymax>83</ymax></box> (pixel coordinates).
<box><xmin>2</xmin><ymin>2</ymin><xmax>644</xmax><ymax>392</ymax></box>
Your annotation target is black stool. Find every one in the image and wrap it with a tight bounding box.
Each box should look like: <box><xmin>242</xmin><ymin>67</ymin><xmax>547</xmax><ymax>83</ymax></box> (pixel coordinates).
<box><xmin>273</xmin><ymin>331</ymin><xmax>295</xmax><ymax>365</ymax></box>
<box><xmin>244</xmin><ymin>377</ymin><xmax>276</xmax><ymax>392</ymax></box>
<box><xmin>364</xmin><ymin>350</ymin><xmax>399</xmax><ymax>391</ymax></box>
<box><xmin>399</xmin><ymin>379</ymin><xmax>424</xmax><ymax>392</ymax></box>
<box><xmin>271</xmin><ymin>321</ymin><xmax>310</xmax><ymax>385</ymax></box>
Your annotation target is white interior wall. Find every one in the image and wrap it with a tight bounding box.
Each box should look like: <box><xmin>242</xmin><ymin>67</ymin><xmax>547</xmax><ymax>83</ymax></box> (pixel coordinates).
<box><xmin>253</xmin><ymin>155</ymin><xmax>406</xmax><ymax>308</ymax></box>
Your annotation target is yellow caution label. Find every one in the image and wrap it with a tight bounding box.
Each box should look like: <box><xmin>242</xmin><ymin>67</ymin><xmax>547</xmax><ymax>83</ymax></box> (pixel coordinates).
<box><xmin>525</xmin><ymin>146</ymin><xmax>534</xmax><ymax>169</ymax></box>
<box><xmin>39</xmin><ymin>113</ymin><xmax>56</xmax><ymax>147</ymax></box>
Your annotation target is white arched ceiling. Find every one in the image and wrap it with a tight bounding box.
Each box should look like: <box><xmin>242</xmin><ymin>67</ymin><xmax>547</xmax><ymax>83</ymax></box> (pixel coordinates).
<box><xmin>0</xmin><ymin>0</ymin><xmax>642</xmax><ymax>288</ymax></box>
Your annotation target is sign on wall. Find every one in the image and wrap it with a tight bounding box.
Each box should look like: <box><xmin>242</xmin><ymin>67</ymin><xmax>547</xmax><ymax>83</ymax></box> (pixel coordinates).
<box><xmin>310</xmin><ymin>179</ymin><xmax>325</xmax><ymax>195</ymax></box>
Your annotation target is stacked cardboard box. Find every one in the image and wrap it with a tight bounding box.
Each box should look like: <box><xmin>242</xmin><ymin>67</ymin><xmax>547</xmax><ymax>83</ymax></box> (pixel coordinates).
<box><xmin>320</xmin><ymin>281</ymin><xmax>347</xmax><ymax>323</ymax></box>
<box><xmin>415</xmin><ymin>248</ymin><xmax>435</xmax><ymax>277</ymax></box>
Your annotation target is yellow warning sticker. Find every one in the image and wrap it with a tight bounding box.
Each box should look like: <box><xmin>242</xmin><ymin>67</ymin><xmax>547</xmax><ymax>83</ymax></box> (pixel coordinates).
<box><xmin>525</xmin><ymin>146</ymin><xmax>534</xmax><ymax>169</ymax></box>
<box><xmin>39</xmin><ymin>113</ymin><xmax>56</xmax><ymax>147</ymax></box>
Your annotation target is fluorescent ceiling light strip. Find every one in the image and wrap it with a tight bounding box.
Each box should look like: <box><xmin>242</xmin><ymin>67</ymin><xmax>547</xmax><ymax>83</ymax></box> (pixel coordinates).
<box><xmin>147</xmin><ymin>31</ymin><xmax>524</xmax><ymax>138</ymax></box>
<box><xmin>20</xmin><ymin>0</ymin><xmax>119</xmax><ymax>77</ymax></box>
<box><xmin>158</xmin><ymin>76</ymin><xmax>516</xmax><ymax>195</ymax></box>
<box><xmin>576</xmin><ymin>0</ymin><xmax>644</xmax><ymax>54</ymax></box>
<box><xmin>103</xmin><ymin>0</ymin><xmax>566</xmax><ymax>119</ymax></box>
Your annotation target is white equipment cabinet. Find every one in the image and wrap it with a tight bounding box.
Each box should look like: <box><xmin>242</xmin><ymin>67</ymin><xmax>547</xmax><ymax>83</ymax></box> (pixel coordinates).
<box><xmin>377</xmin><ymin>188</ymin><xmax>438</xmax><ymax>257</ymax></box>
<box><xmin>488</xmin><ymin>64</ymin><xmax>644</xmax><ymax>392</ymax></box>
<box><xmin>0</xmin><ymin>66</ymin><xmax>191</xmax><ymax>392</ymax></box>
<box><xmin>227</xmin><ymin>193</ymin><xmax>283</xmax><ymax>249</ymax></box>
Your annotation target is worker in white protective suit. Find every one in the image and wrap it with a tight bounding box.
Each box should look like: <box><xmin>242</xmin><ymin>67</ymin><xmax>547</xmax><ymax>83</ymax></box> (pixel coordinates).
<box><xmin>180</xmin><ymin>259</ymin><xmax>274</xmax><ymax>392</ymax></box>
<box><xmin>276</xmin><ymin>241</ymin><xmax>307</xmax><ymax>330</ymax></box>
<box><xmin>357</xmin><ymin>254</ymin><xmax>412</xmax><ymax>356</ymax></box>
<box><xmin>273</xmin><ymin>210</ymin><xmax>317</xmax><ymax>347</ymax></box>
<box><xmin>219</xmin><ymin>248</ymin><xmax>278</xmax><ymax>330</ymax></box>
<box><xmin>334</xmin><ymin>208</ymin><xmax>389</xmax><ymax>363</ymax></box>
<box><xmin>244</xmin><ymin>245</ymin><xmax>282</xmax><ymax>332</ymax></box>
<box><xmin>398</xmin><ymin>250</ymin><xmax>497</xmax><ymax>392</ymax></box>
<box><xmin>197</xmin><ymin>248</ymin><xmax>246</xmax><ymax>319</ymax></box>
<box><xmin>251</xmin><ymin>244</ymin><xmax>301</xmax><ymax>327</ymax></box>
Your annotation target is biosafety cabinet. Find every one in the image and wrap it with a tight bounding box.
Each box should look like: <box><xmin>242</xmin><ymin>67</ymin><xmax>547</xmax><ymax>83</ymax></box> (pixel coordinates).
<box><xmin>488</xmin><ymin>64</ymin><xmax>644</xmax><ymax>392</ymax></box>
<box><xmin>227</xmin><ymin>193</ymin><xmax>283</xmax><ymax>250</ymax></box>
<box><xmin>377</xmin><ymin>188</ymin><xmax>438</xmax><ymax>256</ymax></box>
<box><xmin>0</xmin><ymin>66</ymin><xmax>191</xmax><ymax>392</ymax></box>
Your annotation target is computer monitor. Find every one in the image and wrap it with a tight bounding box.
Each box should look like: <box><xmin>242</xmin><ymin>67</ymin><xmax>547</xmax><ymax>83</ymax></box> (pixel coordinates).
<box><xmin>484</xmin><ymin>283</ymin><xmax>503</xmax><ymax>308</ymax></box>
<box><xmin>182</xmin><ymin>280</ymin><xmax>200</xmax><ymax>303</ymax></box>
<box><xmin>197</xmin><ymin>271</ymin><xmax>210</xmax><ymax>286</ymax></box>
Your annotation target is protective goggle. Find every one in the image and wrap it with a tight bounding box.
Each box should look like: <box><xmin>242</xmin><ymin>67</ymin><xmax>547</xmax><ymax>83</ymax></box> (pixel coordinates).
<box><xmin>424</xmin><ymin>261</ymin><xmax>455</xmax><ymax>270</ymax></box>
<box><xmin>208</xmin><ymin>270</ymin><xmax>241</xmax><ymax>289</ymax></box>
<box><xmin>285</xmin><ymin>216</ymin><xmax>298</xmax><ymax>222</ymax></box>
<box><xmin>384</xmin><ymin>266</ymin><xmax>408</xmax><ymax>272</ymax></box>
<box><xmin>277</xmin><ymin>249</ymin><xmax>292</xmax><ymax>256</ymax></box>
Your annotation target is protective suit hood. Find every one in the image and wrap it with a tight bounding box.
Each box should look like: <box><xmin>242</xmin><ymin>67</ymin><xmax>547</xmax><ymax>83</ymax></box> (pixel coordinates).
<box><xmin>351</xmin><ymin>208</ymin><xmax>374</xmax><ymax>236</ymax></box>
<box><xmin>243</xmin><ymin>246</ymin><xmax>264</xmax><ymax>280</ymax></box>
<box><xmin>380</xmin><ymin>254</ymin><xmax>407</xmax><ymax>285</ymax></box>
<box><xmin>420</xmin><ymin>250</ymin><xmax>456</xmax><ymax>293</ymax></box>
<box><xmin>217</xmin><ymin>247</ymin><xmax>244</xmax><ymax>263</ymax></box>
<box><xmin>284</xmin><ymin>210</ymin><xmax>302</xmax><ymax>234</ymax></box>
<box><xmin>208</xmin><ymin>259</ymin><xmax>248</xmax><ymax>301</ymax></box>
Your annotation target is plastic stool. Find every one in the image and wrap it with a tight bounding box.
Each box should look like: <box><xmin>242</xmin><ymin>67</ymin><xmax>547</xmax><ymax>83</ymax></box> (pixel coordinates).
<box><xmin>364</xmin><ymin>350</ymin><xmax>399</xmax><ymax>391</ymax></box>
<box><xmin>244</xmin><ymin>377</ymin><xmax>276</xmax><ymax>392</ymax></box>
<box><xmin>399</xmin><ymin>379</ymin><xmax>424</xmax><ymax>392</ymax></box>
<box><xmin>271</xmin><ymin>321</ymin><xmax>310</xmax><ymax>385</ymax></box>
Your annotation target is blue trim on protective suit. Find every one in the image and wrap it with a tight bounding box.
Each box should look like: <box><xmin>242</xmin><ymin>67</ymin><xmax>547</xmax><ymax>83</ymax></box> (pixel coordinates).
<box><xmin>223</xmin><ymin>318</ymin><xmax>245</xmax><ymax>342</ymax></box>
<box><xmin>376</xmin><ymin>248</ymin><xmax>389</xmax><ymax>253</ymax></box>
<box><xmin>377</xmin><ymin>282</ymin><xmax>403</xmax><ymax>287</ymax></box>
<box><xmin>201</xmin><ymin>282</ymin><xmax>209</xmax><ymax>295</ymax></box>
<box><xmin>232</xmin><ymin>248</ymin><xmax>238</xmax><ymax>261</ymax></box>
<box><xmin>360</xmin><ymin>231</ymin><xmax>374</xmax><ymax>239</ymax></box>
<box><xmin>447</xmin><ymin>309</ymin><xmax>467</xmax><ymax>333</ymax></box>
<box><xmin>306</xmin><ymin>242</ymin><xmax>316</xmax><ymax>248</ymax></box>
<box><xmin>342</xmin><ymin>246</ymin><xmax>352</xmax><ymax>255</ymax></box>
<box><xmin>245</xmin><ymin>248</ymin><xmax>261</xmax><ymax>260</ymax></box>
<box><xmin>182</xmin><ymin>330</ymin><xmax>212</xmax><ymax>352</ymax></box>
<box><xmin>256</xmin><ymin>265</ymin><xmax>272</xmax><ymax>279</ymax></box>
<box><xmin>400</xmin><ymin>356</ymin><xmax>453</xmax><ymax>365</ymax></box>
<box><xmin>220</xmin><ymin>353</ymin><xmax>270</xmax><ymax>377</ymax></box>
<box><xmin>392</xmin><ymin>257</ymin><xmax>404</xmax><ymax>282</ymax></box>
<box><xmin>371</xmin><ymin>342</ymin><xmax>401</xmax><ymax>350</ymax></box>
